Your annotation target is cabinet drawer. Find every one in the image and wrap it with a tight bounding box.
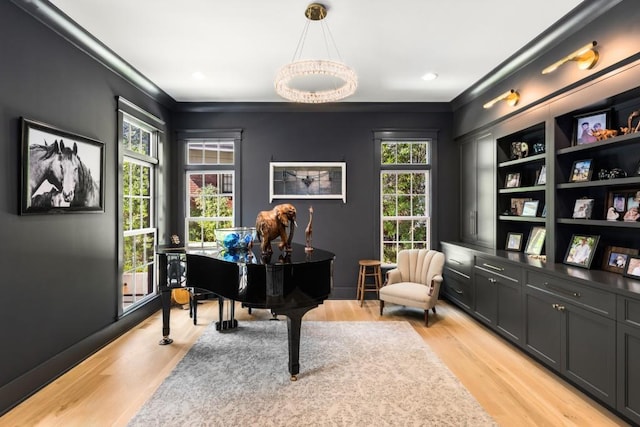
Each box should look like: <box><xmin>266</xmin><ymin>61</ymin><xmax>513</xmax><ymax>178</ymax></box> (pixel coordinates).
<box><xmin>526</xmin><ymin>271</ymin><xmax>615</xmax><ymax>318</ymax></box>
<box><xmin>443</xmin><ymin>274</ymin><xmax>473</xmax><ymax>310</ymax></box>
<box><xmin>475</xmin><ymin>256</ymin><xmax>520</xmax><ymax>283</ymax></box>
<box><xmin>442</xmin><ymin>245</ymin><xmax>473</xmax><ymax>278</ymax></box>
<box><xmin>617</xmin><ymin>295</ymin><xmax>640</xmax><ymax>327</ymax></box>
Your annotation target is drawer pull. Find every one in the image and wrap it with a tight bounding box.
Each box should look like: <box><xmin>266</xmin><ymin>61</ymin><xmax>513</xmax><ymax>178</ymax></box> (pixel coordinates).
<box><xmin>552</xmin><ymin>303</ymin><xmax>566</xmax><ymax>311</ymax></box>
<box><xmin>449</xmin><ymin>258</ymin><xmax>463</xmax><ymax>265</ymax></box>
<box><xmin>488</xmin><ymin>278</ymin><xmax>497</xmax><ymax>284</ymax></box>
<box><xmin>454</xmin><ymin>289</ymin><xmax>464</xmax><ymax>295</ymax></box>
<box><xmin>482</xmin><ymin>263</ymin><xmax>505</xmax><ymax>272</ymax></box>
<box><xmin>545</xmin><ymin>282</ymin><xmax>581</xmax><ymax>298</ymax></box>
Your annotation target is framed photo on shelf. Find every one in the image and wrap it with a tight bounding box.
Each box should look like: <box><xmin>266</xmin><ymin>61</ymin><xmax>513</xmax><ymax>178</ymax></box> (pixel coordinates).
<box><xmin>602</xmin><ymin>246</ymin><xmax>639</xmax><ymax>274</ymax></box>
<box><xmin>505</xmin><ymin>232</ymin><xmax>524</xmax><ymax>251</ymax></box>
<box><xmin>541</xmin><ymin>204</ymin><xmax>547</xmax><ymax>217</ymax></box>
<box><xmin>563</xmin><ymin>234</ymin><xmax>599</xmax><ymax>269</ymax></box>
<box><xmin>573</xmin><ymin>109</ymin><xmax>610</xmax><ymax>146</ymax></box>
<box><xmin>569</xmin><ymin>159</ymin><xmax>593</xmax><ymax>183</ymax></box>
<box><xmin>572</xmin><ymin>198</ymin><xmax>594</xmax><ymax>219</ymax></box>
<box><xmin>505</xmin><ymin>172</ymin><xmax>521</xmax><ymax>188</ymax></box>
<box><xmin>20</xmin><ymin>117</ymin><xmax>105</xmax><ymax>215</ymax></box>
<box><xmin>510</xmin><ymin>197</ymin><xmax>532</xmax><ymax>216</ymax></box>
<box><xmin>623</xmin><ymin>256</ymin><xmax>640</xmax><ymax>279</ymax></box>
<box><xmin>536</xmin><ymin>165</ymin><xmax>546</xmax><ymax>185</ymax></box>
<box><xmin>524</xmin><ymin>226</ymin><xmax>546</xmax><ymax>255</ymax></box>
<box><xmin>521</xmin><ymin>200</ymin><xmax>539</xmax><ymax>217</ymax></box>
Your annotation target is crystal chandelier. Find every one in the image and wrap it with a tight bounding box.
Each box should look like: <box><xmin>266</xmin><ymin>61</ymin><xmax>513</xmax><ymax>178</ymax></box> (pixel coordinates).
<box><xmin>275</xmin><ymin>3</ymin><xmax>357</xmax><ymax>103</ymax></box>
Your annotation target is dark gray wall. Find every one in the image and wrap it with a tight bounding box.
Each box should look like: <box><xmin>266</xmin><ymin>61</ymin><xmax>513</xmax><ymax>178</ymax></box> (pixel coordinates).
<box><xmin>172</xmin><ymin>105</ymin><xmax>457</xmax><ymax>298</ymax></box>
<box><xmin>0</xmin><ymin>1</ymin><xmax>172</xmax><ymax>413</ymax></box>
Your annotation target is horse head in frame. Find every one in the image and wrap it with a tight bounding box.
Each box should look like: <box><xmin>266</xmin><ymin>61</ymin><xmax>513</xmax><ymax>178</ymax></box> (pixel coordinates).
<box><xmin>58</xmin><ymin>140</ymin><xmax>101</xmax><ymax>208</ymax></box>
<box><xmin>28</xmin><ymin>139</ymin><xmax>63</xmax><ymax>197</ymax></box>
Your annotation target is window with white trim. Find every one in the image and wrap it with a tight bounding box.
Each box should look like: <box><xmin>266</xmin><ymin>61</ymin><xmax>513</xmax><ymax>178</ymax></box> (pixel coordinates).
<box><xmin>379</xmin><ymin>138</ymin><xmax>432</xmax><ymax>265</ymax></box>
<box><xmin>121</xmin><ymin>115</ymin><xmax>158</xmax><ymax>311</ymax></box>
<box><xmin>185</xmin><ymin>139</ymin><xmax>236</xmax><ymax>247</ymax></box>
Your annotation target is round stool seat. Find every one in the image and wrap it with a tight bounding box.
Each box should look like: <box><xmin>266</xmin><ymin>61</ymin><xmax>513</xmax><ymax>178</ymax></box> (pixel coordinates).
<box><xmin>357</xmin><ymin>259</ymin><xmax>382</xmax><ymax>307</ymax></box>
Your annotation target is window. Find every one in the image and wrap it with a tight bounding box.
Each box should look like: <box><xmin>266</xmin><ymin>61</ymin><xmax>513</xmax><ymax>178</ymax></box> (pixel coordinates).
<box><xmin>377</xmin><ymin>132</ymin><xmax>434</xmax><ymax>265</ymax></box>
<box><xmin>185</xmin><ymin>137</ymin><xmax>239</xmax><ymax>247</ymax></box>
<box><xmin>117</xmin><ymin>97</ymin><xmax>164</xmax><ymax>315</ymax></box>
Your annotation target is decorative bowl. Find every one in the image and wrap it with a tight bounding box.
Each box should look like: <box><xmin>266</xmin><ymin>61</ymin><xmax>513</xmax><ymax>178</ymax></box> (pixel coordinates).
<box><xmin>214</xmin><ymin>227</ymin><xmax>256</xmax><ymax>252</ymax></box>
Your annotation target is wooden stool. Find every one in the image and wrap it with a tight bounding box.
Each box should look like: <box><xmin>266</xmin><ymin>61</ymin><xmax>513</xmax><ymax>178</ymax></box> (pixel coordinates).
<box><xmin>357</xmin><ymin>260</ymin><xmax>382</xmax><ymax>306</ymax></box>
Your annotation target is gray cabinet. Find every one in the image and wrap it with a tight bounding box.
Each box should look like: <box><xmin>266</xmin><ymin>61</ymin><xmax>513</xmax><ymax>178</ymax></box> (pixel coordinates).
<box><xmin>617</xmin><ymin>296</ymin><xmax>640</xmax><ymax>424</ymax></box>
<box><xmin>473</xmin><ymin>256</ymin><xmax>523</xmax><ymax>343</ymax></box>
<box><xmin>460</xmin><ymin>133</ymin><xmax>494</xmax><ymax>248</ymax></box>
<box><xmin>525</xmin><ymin>272</ymin><xmax>616</xmax><ymax>407</ymax></box>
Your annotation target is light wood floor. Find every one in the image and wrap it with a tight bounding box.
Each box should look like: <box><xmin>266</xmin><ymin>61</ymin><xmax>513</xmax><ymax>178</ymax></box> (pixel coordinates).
<box><xmin>0</xmin><ymin>299</ymin><xmax>629</xmax><ymax>427</ymax></box>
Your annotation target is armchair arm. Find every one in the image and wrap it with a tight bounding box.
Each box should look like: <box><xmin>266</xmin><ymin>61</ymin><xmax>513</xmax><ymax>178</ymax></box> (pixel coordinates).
<box><xmin>428</xmin><ymin>274</ymin><xmax>443</xmax><ymax>296</ymax></box>
<box><xmin>385</xmin><ymin>268</ymin><xmax>401</xmax><ymax>285</ymax></box>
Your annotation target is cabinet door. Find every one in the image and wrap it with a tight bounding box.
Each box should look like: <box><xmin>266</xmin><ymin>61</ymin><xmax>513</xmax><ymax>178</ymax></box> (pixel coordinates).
<box><xmin>525</xmin><ymin>290</ymin><xmax>562</xmax><ymax>369</ymax></box>
<box><xmin>475</xmin><ymin>134</ymin><xmax>495</xmax><ymax>247</ymax></box>
<box><xmin>473</xmin><ymin>268</ymin><xmax>497</xmax><ymax>325</ymax></box>
<box><xmin>565</xmin><ymin>307</ymin><xmax>616</xmax><ymax>407</ymax></box>
<box><xmin>460</xmin><ymin>134</ymin><xmax>495</xmax><ymax>247</ymax></box>
<box><xmin>496</xmin><ymin>279</ymin><xmax>522</xmax><ymax>343</ymax></box>
<box><xmin>460</xmin><ymin>139</ymin><xmax>478</xmax><ymax>243</ymax></box>
<box><xmin>618</xmin><ymin>323</ymin><xmax>640</xmax><ymax>424</ymax></box>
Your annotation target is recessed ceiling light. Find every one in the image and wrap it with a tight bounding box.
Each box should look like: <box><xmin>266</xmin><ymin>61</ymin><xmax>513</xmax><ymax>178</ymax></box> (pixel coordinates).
<box><xmin>421</xmin><ymin>72</ymin><xmax>438</xmax><ymax>81</ymax></box>
<box><xmin>192</xmin><ymin>71</ymin><xmax>205</xmax><ymax>80</ymax></box>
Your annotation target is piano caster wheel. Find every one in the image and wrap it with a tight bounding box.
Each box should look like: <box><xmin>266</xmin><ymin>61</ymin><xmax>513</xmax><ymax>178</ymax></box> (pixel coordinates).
<box><xmin>290</xmin><ymin>375</ymin><xmax>298</xmax><ymax>381</ymax></box>
<box><xmin>159</xmin><ymin>336</ymin><xmax>173</xmax><ymax>345</ymax></box>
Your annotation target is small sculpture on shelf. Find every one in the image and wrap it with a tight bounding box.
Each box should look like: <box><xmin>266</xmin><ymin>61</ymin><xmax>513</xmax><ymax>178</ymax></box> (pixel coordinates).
<box><xmin>606</xmin><ymin>207</ymin><xmax>620</xmax><ymax>221</ymax></box>
<box><xmin>255</xmin><ymin>203</ymin><xmax>297</xmax><ymax>256</ymax></box>
<box><xmin>305</xmin><ymin>206</ymin><xmax>314</xmax><ymax>253</ymax></box>
<box><xmin>591</xmin><ymin>128</ymin><xmax>618</xmax><ymax>140</ymax></box>
<box><xmin>622</xmin><ymin>110</ymin><xmax>640</xmax><ymax>135</ymax></box>
<box><xmin>510</xmin><ymin>141</ymin><xmax>529</xmax><ymax>159</ymax></box>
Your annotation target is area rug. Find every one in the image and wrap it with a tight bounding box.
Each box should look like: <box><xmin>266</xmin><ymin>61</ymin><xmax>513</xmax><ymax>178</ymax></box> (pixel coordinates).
<box><xmin>129</xmin><ymin>321</ymin><xmax>495</xmax><ymax>426</ymax></box>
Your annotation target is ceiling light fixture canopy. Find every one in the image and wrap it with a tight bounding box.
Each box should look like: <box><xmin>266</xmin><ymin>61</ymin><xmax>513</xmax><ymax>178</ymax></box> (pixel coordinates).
<box><xmin>542</xmin><ymin>41</ymin><xmax>598</xmax><ymax>75</ymax></box>
<box><xmin>275</xmin><ymin>3</ymin><xmax>357</xmax><ymax>103</ymax></box>
<box><xmin>483</xmin><ymin>89</ymin><xmax>520</xmax><ymax>109</ymax></box>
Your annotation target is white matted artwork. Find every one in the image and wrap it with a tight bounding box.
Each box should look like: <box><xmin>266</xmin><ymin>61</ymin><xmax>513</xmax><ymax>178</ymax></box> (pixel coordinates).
<box><xmin>270</xmin><ymin>162</ymin><xmax>346</xmax><ymax>202</ymax></box>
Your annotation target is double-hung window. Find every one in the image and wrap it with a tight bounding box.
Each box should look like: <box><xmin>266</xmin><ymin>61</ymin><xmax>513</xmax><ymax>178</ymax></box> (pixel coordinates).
<box><xmin>118</xmin><ymin>98</ymin><xmax>164</xmax><ymax>314</ymax></box>
<box><xmin>376</xmin><ymin>131</ymin><xmax>435</xmax><ymax>265</ymax></box>
<box><xmin>185</xmin><ymin>135</ymin><xmax>240</xmax><ymax>247</ymax></box>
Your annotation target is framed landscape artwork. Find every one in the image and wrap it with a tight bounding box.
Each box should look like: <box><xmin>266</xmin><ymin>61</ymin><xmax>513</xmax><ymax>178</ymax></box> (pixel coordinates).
<box><xmin>569</xmin><ymin>159</ymin><xmax>593</xmax><ymax>183</ymax></box>
<box><xmin>20</xmin><ymin>118</ymin><xmax>105</xmax><ymax>215</ymax></box>
<box><xmin>270</xmin><ymin>162</ymin><xmax>346</xmax><ymax>202</ymax></box>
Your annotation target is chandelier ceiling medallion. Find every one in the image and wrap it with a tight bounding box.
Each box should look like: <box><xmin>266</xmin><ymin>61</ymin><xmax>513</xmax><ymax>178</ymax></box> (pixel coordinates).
<box><xmin>274</xmin><ymin>3</ymin><xmax>357</xmax><ymax>103</ymax></box>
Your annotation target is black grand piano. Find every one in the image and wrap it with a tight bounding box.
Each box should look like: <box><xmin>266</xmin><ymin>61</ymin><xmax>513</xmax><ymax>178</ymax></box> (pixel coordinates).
<box><xmin>157</xmin><ymin>242</ymin><xmax>334</xmax><ymax>380</ymax></box>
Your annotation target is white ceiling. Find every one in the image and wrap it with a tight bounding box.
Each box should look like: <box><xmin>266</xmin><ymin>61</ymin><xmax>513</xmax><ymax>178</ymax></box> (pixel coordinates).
<box><xmin>48</xmin><ymin>0</ymin><xmax>584</xmax><ymax>103</ymax></box>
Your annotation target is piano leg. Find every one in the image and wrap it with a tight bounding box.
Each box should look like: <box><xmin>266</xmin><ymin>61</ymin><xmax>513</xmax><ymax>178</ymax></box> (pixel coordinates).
<box><xmin>159</xmin><ymin>288</ymin><xmax>173</xmax><ymax>345</ymax></box>
<box><xmin>282</xmin><ymin>305</ymin><xmax>317</xmax><ymax>381</ymax></box>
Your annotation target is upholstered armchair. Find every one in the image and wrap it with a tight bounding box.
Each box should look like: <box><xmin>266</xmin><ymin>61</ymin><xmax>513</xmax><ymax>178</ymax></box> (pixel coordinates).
<box><xmin>379</xmin><ymin>249</ymin><xmax>445</xmax><ymax>326</ymax></box>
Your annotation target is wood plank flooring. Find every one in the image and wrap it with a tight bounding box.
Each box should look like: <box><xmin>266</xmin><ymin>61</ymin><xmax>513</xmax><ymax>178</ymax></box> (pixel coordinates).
<box><xmin>0</xmin><ymin>299</ymin><xmax>629</xmax><ymax>426</ymax></box>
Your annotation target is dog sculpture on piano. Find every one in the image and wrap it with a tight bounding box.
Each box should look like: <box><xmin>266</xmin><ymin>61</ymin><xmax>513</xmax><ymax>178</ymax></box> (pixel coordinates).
<box><xmin>255</xmin><ymin>203</ymin><xmax>297</xmax><ymax>256</ymax></box>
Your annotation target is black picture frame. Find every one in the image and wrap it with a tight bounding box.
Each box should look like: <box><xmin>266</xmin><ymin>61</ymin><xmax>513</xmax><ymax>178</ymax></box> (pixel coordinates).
<box><xmin>505</xmin><ymin>232</ymin><xmax>524</xmax><ymax>251</ymax></box>
<box><xmin>20</xmin><ymin>118</ymin><xmax>105</xmax><ymax>214</ymax></box>
<box><xmin>573</xmin><ymin>109</ymin><xmax>610</xmax><ymax>146</ymax></box>
<box><xmin>521</xmin><ymin>200</ymin><xmax>539</xmax><ymax>217</ymax></box>
<box><xmin>505</xmin><ymin>172</ymin><xmax>521</xmax><ymax>188</ymax></box>
<box><xmin>569</xmin><ymin>159</ymin><xmax>593</xmax><ymax>183</ymax></box>
<box><xmin>564</xmin><ymin>234</ymin><xmax>599</xmax><ymax>269</ymax></box>
<box><xmin>623</xmin><ymin>256</ymin><xmax>640</xmax><ymax>279</ymax></box>
<box><xmin>524</xmin><ymin>226</ymin><xmax>546</xmax><ymax>255</ymax></box>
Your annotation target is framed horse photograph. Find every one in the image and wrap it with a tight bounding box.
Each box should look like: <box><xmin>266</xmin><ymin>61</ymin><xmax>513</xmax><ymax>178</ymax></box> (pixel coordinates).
<box><xmin>20</xmin><ymin>118</ymin><xmax>105</xmax><ymax>214</ymax></box>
